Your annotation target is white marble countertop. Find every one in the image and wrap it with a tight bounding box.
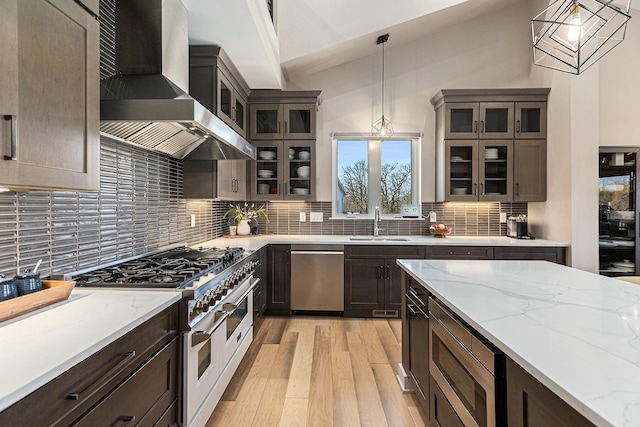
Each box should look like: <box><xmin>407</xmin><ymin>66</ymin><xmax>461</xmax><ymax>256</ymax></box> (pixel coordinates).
<box><xmin>198</xmin><ymin>234</ymin><xmax>568</xmax><ymax>252</ymax></box>
<box><xmin>0</xmin><ymin>289</ymin><xmax>181</xmax><ymax>412</ymax></box>
<box><xmin>398</xmin><ymin>259</ymin><xmax>640</xmax><ymax>427</ymax></box>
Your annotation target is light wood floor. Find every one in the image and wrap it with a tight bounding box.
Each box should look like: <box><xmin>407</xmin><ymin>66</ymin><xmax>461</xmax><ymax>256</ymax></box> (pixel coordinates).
<box><xmin>205</xmin><ymin>316</ymin><xmax>429</xmax><ymax>427</ymax></box>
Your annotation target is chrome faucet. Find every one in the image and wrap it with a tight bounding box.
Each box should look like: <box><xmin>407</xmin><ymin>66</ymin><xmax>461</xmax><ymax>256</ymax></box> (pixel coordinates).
<box><xmin>373</xmin><ymin>206</ymin><xmax>382</xmax><ymax>237</ymax></box>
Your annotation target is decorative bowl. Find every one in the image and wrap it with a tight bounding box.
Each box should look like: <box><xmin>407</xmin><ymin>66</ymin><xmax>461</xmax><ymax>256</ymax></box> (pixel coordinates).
<box><xmin>259</xmin><ymin>150</ymin><xmax>276</xmax><ymax>160</ymax></box>
<box><xmin>429</xmin><ymin>224</ymin><xmax>452</xmax><ymax>238</ymax></box>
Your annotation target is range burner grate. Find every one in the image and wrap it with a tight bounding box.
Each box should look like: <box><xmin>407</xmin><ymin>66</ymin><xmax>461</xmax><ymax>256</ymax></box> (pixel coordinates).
<box><xmin>73</xmin><ymin>246</ymin><xmax>245</xmax><ymax>288</ymax></box>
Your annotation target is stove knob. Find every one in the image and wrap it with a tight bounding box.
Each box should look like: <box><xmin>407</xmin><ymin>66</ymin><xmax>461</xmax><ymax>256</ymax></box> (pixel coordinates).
<box><xmin>220</xmin><ymin>287</ymin><xmax>228</xmax><ymax>296</ymax></box>
<box><xmin>193</xmin><ymin>300</ymin><xmax>204</xmax><ymax>314</ymax></box>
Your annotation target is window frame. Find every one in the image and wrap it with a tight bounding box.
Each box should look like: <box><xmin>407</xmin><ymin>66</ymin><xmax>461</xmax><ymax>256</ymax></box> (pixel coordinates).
<box><xmin>332</xmin><ymin>132</ymin><xmax>422</xmax><ymax>219</ymax></box>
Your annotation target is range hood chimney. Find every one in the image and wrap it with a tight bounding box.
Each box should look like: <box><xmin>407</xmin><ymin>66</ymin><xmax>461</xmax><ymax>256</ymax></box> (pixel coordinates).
<box><xmin>99</xmin><ymin>0</ymin><xmax>256</xmax><ymax>160</ymax></box>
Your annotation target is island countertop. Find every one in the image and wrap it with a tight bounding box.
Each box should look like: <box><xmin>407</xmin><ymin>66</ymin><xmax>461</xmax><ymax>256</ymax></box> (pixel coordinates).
<box><xmin>397</xmin><ymin>259</ymin><xmax>640</xmax><ymax>427</ymax></box>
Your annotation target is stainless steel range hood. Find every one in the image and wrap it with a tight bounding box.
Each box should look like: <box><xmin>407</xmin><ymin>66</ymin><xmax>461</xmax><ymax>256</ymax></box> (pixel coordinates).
<box><xmin>99</xmin><ymin>0</ymin><xmax>255</xmax><ymax>160</ymax></box>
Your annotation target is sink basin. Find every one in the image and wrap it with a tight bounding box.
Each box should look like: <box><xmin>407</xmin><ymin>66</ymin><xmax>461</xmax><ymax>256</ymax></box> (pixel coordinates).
<box><xmin>349</xmin><ymin>236</ymin><xmax>410</xmax><ymax>241</ymax></box>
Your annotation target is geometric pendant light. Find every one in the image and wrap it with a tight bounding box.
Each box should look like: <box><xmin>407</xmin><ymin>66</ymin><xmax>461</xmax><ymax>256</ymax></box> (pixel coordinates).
<box><xmin>531</xmin><ymin>0</ymin><xmax>631</xmax><ymax>75</ymax></box>
<box><xmin>372</xmin><ymin>33</ymin><xmax>394</xmax><ymax>136</ymax></box>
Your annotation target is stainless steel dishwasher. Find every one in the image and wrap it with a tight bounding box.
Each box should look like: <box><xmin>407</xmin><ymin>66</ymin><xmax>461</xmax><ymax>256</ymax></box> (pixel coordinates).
<box><xmin>291</xmin><ymin>244</ymin><xmax>344</xmax><ymax>313</ymax></box>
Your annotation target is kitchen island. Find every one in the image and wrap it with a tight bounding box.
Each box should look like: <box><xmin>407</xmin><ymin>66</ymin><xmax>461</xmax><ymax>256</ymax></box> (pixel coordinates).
<box><xmin>398</xmin><ymin>259</ymin><xmax>640</xmax><ymax>427</ymax></box>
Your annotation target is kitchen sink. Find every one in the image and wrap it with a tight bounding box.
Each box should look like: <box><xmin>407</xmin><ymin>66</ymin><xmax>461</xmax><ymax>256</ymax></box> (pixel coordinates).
<box><xmin>349</xmin><ymin>236</ymin><xmax>411</xmax><ymax>241</ymax></box>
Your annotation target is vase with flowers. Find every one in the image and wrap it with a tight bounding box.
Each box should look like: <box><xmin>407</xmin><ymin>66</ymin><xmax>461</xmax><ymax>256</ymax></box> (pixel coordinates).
<box><xmin>224</xmin><ymin>203</ymin><xmax>269</xmax><ymax>235</ymax></box>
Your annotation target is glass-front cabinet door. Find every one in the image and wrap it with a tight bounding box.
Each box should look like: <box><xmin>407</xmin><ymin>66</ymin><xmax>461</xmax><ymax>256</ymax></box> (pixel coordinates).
<box><xmin>250</xmin><ymin>104</ymin><xmax>283</xmax><ymax>140</ymax></box>
<box><xmin>251</xmin><ymin>141</ymin><xmax>314</xmax><ymax>200</ymax></box>
<box><xmin>284</xmin><ymin>104</ymin><xmax>316</xmax><ymax>139</ymax></box>
<box><xmin>285</xmin><ymin>141</ymin><xmax>314</xmax><ymax>200</ymax></box>
<box><xmin>479</xmin><ymin>102</ymin><xmax>514</xmax><ymax>139</ymax></box>
<box><xmin>515</xmin><ymin>102</ymin><xmax>547</xmax><ymax>139</ymax></box>
<box><xmin>445</xmin><ymin>141</ymin><xmax>478</xmax><ymax>201</ymax></box>
<box><xmin>479</xmin><ymin>140</ymin><xmax>512</xmax><ymax>201</ymax></box>
<box><xmin>216</xmin><ymin>71</ymin><xmax>247</xmax><ymax>137</ymax></box>
<box><xmin>444</xmin><ymin>103</ymin><xmax>479</xmax><ymax>139</ymax></box>
<box><xmin>253</xmin><ymin>142</ymin><xmax>282</xmax><ymax>200</ymax></box>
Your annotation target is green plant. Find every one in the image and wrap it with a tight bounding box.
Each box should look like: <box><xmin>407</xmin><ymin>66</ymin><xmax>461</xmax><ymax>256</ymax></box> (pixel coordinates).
<box><xmin>224</xmin><ymin>202</ymin><xmax>269</xmax><ymax>224</ymax></box>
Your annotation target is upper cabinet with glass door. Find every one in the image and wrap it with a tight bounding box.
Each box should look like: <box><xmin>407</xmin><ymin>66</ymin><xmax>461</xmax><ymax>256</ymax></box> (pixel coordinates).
<box><xmin>432</xmin><ymin>88</ymin><xmax>550</xmax><ymax>202</ymax></box>
<box><xmin>515</xmin><ymin>102</ymin><xmax>547</xmax><ymax>139</ymax></box>
<box><xmin>189</xmin><ymin>45</ymin><xmax>249</xmax><ymax>138</ymax></box>
<box><xmin>444</xmin><ymin>102</ymin><xmax>514</xmax><ymax>139</ymax></box>
<box><xmin>248</xmin><ymin>90</ymin><xmax>321</xmax><ymax>140</ymax></box>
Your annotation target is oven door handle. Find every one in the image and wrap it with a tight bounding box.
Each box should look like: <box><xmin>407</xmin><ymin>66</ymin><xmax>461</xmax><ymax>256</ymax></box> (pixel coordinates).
<box><xmin>191</xmin><ymin>277</ymin><xmax>260</xmax><ymax>347</ymax></box>
<box><xmin>192</xmin><ymin>311</ymin><xmax>229</xmax><ymax>347</ymax></box>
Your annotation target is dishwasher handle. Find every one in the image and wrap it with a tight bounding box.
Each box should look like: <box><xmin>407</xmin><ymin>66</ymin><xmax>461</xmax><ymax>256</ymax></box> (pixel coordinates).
<box><xmin>291</xmin><ymin>251</ymin><xmax>344</xmax><ymax>256</ymax></box>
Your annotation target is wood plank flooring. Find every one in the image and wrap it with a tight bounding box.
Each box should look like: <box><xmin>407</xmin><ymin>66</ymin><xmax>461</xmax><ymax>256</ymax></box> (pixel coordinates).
<box><xmin>205</xmin><ymin>316</ymin><xmax>428</xmax><ymax>427</ymax></box>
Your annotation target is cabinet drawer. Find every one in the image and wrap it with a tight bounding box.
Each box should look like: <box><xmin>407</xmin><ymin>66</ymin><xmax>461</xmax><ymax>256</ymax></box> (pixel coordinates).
<box><xmin>74</xmin><ymin>337</ymin><xmax>179</xmax><ymax>427</ymax></box>
<box><xmin>345</xmin><ymin>245</ymin><xmax>426</xmax><ymax>259</ymax></box>
<box><xmin>494</xmin><ymin>247</ymin><xmax>565</xmax><ymax>264</ymax></box>
<box><xmin>0</xmin><ymin>304</ymin><xmax>179</xmax><ymax>426</ymax></box>
<box><xmin>430</xmin><ymin>246</ymin><xmax>494</xmax><ymax>259</ymax></box>
<box><xmin>405</xmin><ymin>276</ymin><xmax>429</xmax><ymax>308</ymax></box>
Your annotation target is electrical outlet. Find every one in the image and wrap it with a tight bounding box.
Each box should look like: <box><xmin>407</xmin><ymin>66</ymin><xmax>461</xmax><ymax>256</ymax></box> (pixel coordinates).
<box><xmin>429</xmin><ymin>211</ymin><xmax>437</xmax><ymax>222</ymax></box>
<box><xmin>310</xmin><ymin>212</ymin><xmax>323</xmax><ymax>222</ymax></box>
<box><xmin>500</xmin><ymin>212</ymin><xmax>507</xmax><ymax>223</ymax></box>
<box><xmin>299</xmin><ymin>212</ymin><xmax>306</xmax><ymax>222</ymax></box>
<box><xmin>190</xmin><ymin>214</ymin><xmax>196</xmax><ymax>228</ymax></box>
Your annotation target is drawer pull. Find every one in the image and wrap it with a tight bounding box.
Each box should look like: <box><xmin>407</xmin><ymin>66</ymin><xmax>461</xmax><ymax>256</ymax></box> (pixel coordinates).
<box><xmin>448</xmin><ymin>251</ymin><xmax>471</xmax><ymax>255</ymax></box>
<box><xmin>407</xmin><ymin>304</ymin><xmax>420</xmax><ymax>315</ymax></box>
<box><xmin>66</xmin><ymin>350</ymin><xmax>136</xmax><ymax>401</ymax></box>
<box><xmin>119</xmin><ymin>415</ymin><xmax>136</xmax><ymax>424</ymax></box>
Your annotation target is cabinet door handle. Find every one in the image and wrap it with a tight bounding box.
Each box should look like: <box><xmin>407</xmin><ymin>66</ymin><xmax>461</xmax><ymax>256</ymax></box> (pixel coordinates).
<box><xmin>378</xmin><ymin>265</ymin><xmax>384</xmax><ymax>279</ymax></box>
<box><xmin>516</xmin><ymin>120</ymin><xmax>521</xmax><ymax>133</ymax></box>
<box><xmin>66</xmin><ymin>351</ymin><xmax>136</xmax><ymax>401</ymax></box>
<box><xmin>386</xmin><ymin>265</ymin><xmax>391</xmax><ymax>280</ymax></box>
<box><xmin>473</xmin><ymin>120</ymin><xmax>477</xmax><ymax>133</ymax></box>
<box><xmin>285</xmin><ymin>120</ymin><xmax>288</xmax><ymax>134</ymax></box>
<box><xmin>3</xmin><ymin>115</ymin><xmax>17</xmax><ymax>161</ymax></box>
<box><xmin>277</xmin><ymin>121</ymin><xmax>281</xmax><ymax>134</ymax></box>
<box><xmin>480</xmin><ymin>120</ymin><xmax>485</xmax><ymax>133</ymax></box>
<box><xmin>118</xmin><ymin>415</ymin><xmax>136</xmax><ymax>425</ymax></box>
<box><xmin>474</xmin><ymin>183</ymin><xmax>478</xmax><ymax>195</ymax></box>
<box><xmin>480</xmin><ymin>182</ymin><xmax>484</xmax><ymax>195</ymax></box>
<box><xmin>515</xmin><ymin>183</ymin><xmax>520</xmax><ymax>196</ymax></box>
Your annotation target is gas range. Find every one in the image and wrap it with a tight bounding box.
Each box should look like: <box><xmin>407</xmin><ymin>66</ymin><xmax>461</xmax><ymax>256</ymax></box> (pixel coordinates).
<box><xmin>64</xmin><ymin>245</ymin><xmax>259</xmax><ymax>330</ymax></box>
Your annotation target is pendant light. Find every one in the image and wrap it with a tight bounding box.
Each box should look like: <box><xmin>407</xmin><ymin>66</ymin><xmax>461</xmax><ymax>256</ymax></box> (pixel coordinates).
<box><xmin>531</xmin><ymin>0</ymin><xmax>631</xmax><ymax>75</ymax></box>
<box><xmin>372</xmin><ymin>34</ymin><xmax>394</xmax><ymax>136</ymax></box>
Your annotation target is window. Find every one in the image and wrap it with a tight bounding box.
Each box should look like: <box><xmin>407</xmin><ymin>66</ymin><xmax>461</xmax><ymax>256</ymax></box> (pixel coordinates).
<box><xmin>333</xmin><ymin>135</ymin><xmax>421</xmax><ymax>218</ymax></box>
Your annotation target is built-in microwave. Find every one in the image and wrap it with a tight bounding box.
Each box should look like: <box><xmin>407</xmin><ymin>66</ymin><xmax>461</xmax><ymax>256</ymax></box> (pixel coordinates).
<box><xmin>428</xmin><ymin>297</ymin><xmax>506</xmax><ymax>427</ymax></box>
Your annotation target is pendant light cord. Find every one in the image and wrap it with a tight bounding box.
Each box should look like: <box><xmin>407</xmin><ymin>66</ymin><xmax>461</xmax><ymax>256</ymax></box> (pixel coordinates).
<box><xmin>381</xmin><ymin>42</ymin><xmax>385</xmax><ymax>118</ymax></box>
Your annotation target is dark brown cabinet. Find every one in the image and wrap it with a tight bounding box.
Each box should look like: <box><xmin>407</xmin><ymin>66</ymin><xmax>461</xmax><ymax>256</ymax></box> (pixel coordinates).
<box><xmin>189</xmin><ymin>45</ymin><xmax>249</xmax><ymax>138</ymax></box>
<box><xmin>266</xmin><ymin>244</ymin><xmax>291</xmax><ymax>315</ymax></box>
<box><xmin>402</xmin><ymin>275</ymin><xmax>430</xmax><ymax>413</ymax></box>
<box><xmin>253</xmin><ymin>247</ymin><xmax>268</xmax><ymax>332</ymax></box>
<box><xmin>0</xmin><ymin>0</ymin><xmax>100</xmax><ymax>191</ymax></box>
<box><xmin>344</xmin><ymin>245</ymin><xmax>425</xmax><ymax>318</ymax></box>
<box><xmin>429</xmin><ymin>374</ymin><xmax>465</xmax><ymax>427</ymax></box>
<box><xmin>494</xmin><ymin>246</ymin><xmax>566</xmax><ymax>264</ymax></box>
<box><xmin>0</xmin><ymin>303</ymin><xmax>180</xmax><ymax>426</ymax></box>
<box><xmin>432</xmin><ymin>89</ymin><xmax>549</xmax><ymax>202</ymax></box>
<box><xmin>507</xmin><ymin>358</ymin><xmax>594</xmax><ymax>427</ymax></box>
<box><xmin>513</xmin><ymin>139</ymin><xmax>546</xmax><ymax>202</ymax></box>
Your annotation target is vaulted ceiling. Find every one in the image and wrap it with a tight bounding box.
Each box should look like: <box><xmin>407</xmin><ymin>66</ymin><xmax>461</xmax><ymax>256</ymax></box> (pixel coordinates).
<box><xmin>182</xmin><ymin>0</ymin><xmax>636</xmax><ymax>89</ymax></box>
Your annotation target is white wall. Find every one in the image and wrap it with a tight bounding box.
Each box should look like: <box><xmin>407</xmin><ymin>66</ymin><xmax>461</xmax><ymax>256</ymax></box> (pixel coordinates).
<box><xmin>286</xmin><ymin>1</ymin><xmax>532</xmax><ymax>201</ymax></box>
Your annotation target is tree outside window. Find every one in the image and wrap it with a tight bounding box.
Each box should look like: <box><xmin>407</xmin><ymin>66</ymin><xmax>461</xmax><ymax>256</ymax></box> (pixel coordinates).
<box><xmin>336</xmin><ymin>138</ymin><xmax>419</xmax><ymax>216</ymax></box>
